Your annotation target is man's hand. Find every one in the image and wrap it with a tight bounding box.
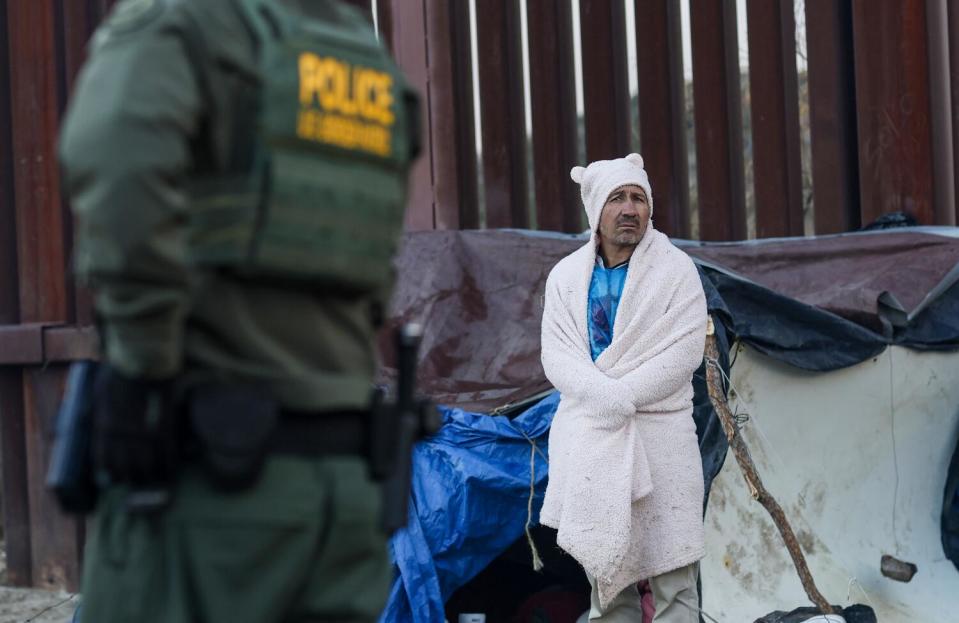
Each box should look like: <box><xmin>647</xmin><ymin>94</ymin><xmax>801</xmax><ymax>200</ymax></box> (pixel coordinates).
<box><xmin>93</xmin><ymin>366</ymin><xmax>179</xmax><ymax>487</ymax></box>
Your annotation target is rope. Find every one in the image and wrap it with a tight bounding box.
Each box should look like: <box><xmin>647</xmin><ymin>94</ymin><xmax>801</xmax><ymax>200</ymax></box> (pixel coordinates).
<box><xmin>507</xmin><ymin>419</ymin><xmax>550</xmax><ymax>465</ymax></box>
<box><xmin>889</xmin><ymin>349</ymin><xmax>901</xmax><ymax>555</ymax></box>
<box><xmin>24</xmin><ymin>593</ymin><xmax>77</xmax><ymax>623</ymax></box>
<box><xmin>524</xmin><ymin>438</ymin><xmax>545</xmax><ymax>572</ymax></box>
<box><xmin>505</xmin><ymin>419</ymin><xmax>548</xmax><ymax>572</ymax></box>
<box><xmin>675</xmin><ymin>595</ymin><xmax>722</xmax><ymax>623</ymax></box>
<box><xmin>846</xmin><ymin>575</ymin><xmax>874</xmax><ymax>607</ymax></box>
<box><xmin>704</xmin><ymin>356</ymin><xmax>788</xmax><ymax>472</ymax></box>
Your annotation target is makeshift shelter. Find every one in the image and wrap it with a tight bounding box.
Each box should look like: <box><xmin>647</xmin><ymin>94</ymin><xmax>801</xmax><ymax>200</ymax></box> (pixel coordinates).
<box><xmin>379</xmin><ymin>227</ymin><xmax>959</xmax><ymax>623</ymax></box>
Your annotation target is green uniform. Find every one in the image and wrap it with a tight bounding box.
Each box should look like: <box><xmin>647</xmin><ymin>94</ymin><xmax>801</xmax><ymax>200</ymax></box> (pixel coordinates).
<box><xmin>82</xmin><ymin>458</ymin><xmax>388</xmax><ymax>622</ymax></box>
<box><xmin>61</xmin><ymin>0</ymin><xmax>390</xmax><ymax>409</ymax></box>
<box><xmin>59</xmin><ymin>0</ymin><xmax>411</xmax><ymax>620</ymax></box>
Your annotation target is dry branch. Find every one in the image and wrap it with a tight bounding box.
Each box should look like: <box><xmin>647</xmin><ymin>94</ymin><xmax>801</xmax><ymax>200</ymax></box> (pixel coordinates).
<box><xmin>704</xmin><ymin>317</ymin><xmax>837</xmax><ymax>615</ymax></box>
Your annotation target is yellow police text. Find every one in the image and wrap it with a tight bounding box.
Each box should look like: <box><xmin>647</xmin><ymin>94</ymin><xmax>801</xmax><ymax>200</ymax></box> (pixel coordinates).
<box><xmin>298</xmin><ymin>52</ymin><xmax>395</xmax><ymax>127</ymax></box>
<box><xmin>296</xmin><ymin>109</ymin><xmax>391</xmax><ymax>156</ymax></box>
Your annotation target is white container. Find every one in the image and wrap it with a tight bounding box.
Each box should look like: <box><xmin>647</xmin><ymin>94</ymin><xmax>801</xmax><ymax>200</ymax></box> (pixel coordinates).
<box><xmin>458</xmin><ymin>615</ymin><xmax>486</xmax><ymax>623</ymax></box>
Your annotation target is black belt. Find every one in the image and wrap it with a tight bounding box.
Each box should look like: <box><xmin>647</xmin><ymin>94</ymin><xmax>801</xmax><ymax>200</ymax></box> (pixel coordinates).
<box><xmin>270</xmin><ymin>410</ymin><xmax>370</xmax><ymax>457</ymax></box>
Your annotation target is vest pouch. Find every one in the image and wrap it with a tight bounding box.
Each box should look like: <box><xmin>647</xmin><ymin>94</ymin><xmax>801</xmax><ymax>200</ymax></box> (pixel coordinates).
<box><xmin>188</xmin><ymin>174</ymin><xmax>262</xmax><ymax>269</ymax></box>
<box><xmin>188</xmin><ymin>384</ymin><xmax>278</xmax><ymax>492</ymax></box>
<box><xmin>252</xmin><ymin>148</ymin><xmax>406</xmax><ymax>293</ymax></box>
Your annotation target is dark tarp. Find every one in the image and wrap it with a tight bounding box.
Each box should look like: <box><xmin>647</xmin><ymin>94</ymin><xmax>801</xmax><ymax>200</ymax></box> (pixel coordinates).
<box><xmin>680</xmin><ymin>230</ymin><xmax>959</xmax><ymax>334</ymax></box>
<box><xmin>378</xmin><ymin>229</ymin><xmax>577</xmax><ymax>412</ymax></box>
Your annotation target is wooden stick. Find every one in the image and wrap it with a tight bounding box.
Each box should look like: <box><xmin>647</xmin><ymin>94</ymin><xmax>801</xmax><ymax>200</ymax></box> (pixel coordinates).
<box><xmin>704</xmin><ymin>317</ymin><xmax>837</xmax><ymax>615</ymax></box>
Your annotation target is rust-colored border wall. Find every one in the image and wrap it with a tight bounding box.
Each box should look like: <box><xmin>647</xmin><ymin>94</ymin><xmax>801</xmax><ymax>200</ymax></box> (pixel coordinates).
<box><xmin>691</xmin><ymin>0</ymin><xmax>747</xmax><ymax>241</ymax></box>
<box><xmin>950</xmin><ymin>0</ymin><xmax>959</xmax><ymax>224</ymax></box>
<box><xmin>851</xmin><ymin>0</ymin><xmax>936</xmax><ymax>226</ymax></box>
<box><xmin>806</xmin><ymin>0</ymin><xmax>860</xmax><ymax>234</ymax></box>
<box><xmin>0</xmin><ymin>1</ymin><xmax>33</xmax><ymax>589</ymax></box>
<box><xmin>746</xmin><ymin>0</ymin><xmax>804</xmax><ymax>238</ymax></box>
<box><xmin>477</xmin><ymin>0</ymin><xmax>528</xmax><ymax>229</ymax></box>
<box><xmin>528</xmin><ymin>0</ymin><xmax>580</xmax><ymax>233</ymax></box>
<box><xmin>386</xmin><ymin>0</ymin><xmax>434</xmax><ymax>230</ymax></box>
<box><xmin>580</xmin><ymin>0</ymin><xmax>631</xmax><ymax>162</ymax></box>
<box><xmin>428</xmin><ymin>0</ymin><xmax>479</xmax><ymax>230</ymax></box>
<box><xmin>927</xmin><ymin>0</ymin><xmax>956</xmax><ymax>226</ymax></box>
<box><xmin>635</xmin><ymin>0</ymin><xmax>690</xmax><ymax>239</ymax></box>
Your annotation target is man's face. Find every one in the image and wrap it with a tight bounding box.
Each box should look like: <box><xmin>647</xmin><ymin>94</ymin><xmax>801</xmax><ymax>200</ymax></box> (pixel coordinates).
<box><xmin>597</xmin><ymin>185</ymin><xmax>650</xmax><ymax>247</ymax></box>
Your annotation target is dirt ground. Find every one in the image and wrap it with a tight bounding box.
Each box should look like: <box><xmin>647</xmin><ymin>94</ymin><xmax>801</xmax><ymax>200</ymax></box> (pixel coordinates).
<box><xmin>0</xmin><ymin>548</ymin><xmax>79</xmax><ymax>623</ymax></box>
<box><xmin>0</xmin><ymin>588</ymin><xmax>77</xmax><ymax>623</ymax></box>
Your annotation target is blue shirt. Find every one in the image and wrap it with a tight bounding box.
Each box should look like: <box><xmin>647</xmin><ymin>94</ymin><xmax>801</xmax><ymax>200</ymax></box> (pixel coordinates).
<box><xmin>588</xmin><ymin>256</ymin><xmax>629</xmax><ymax>361</ymax></box>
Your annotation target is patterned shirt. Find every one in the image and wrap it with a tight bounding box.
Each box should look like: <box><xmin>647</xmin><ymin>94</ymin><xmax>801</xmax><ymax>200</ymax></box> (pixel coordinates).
<box><xmin>588</xmin><ymin>255</ymin><xmax>629</xmax><ymax>361</ymax></box>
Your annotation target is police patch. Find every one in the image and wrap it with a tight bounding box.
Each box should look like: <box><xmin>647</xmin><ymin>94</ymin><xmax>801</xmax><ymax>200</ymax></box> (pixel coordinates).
<box><xmin>296</xmin><ymin>52</ymin><xmax>396</xmax><ymax>157</ymax></box>
<box><xmin>105</xmin><ymin>0</ymin><xmax>164</xmax><ymax>34</ymax></box>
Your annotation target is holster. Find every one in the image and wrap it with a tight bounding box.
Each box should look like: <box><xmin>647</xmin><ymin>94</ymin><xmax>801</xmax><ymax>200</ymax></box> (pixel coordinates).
<box><xmin>188</xmin><ymin>384</ymin><xmax>278</xmax><ymax>492</ymax></box>
<box><xmin>367</xmin><ymin>388</ymin><xmax>397</xmax><ymax>482</ymax></box>
<box><xmin>46</xmin><ymin>361</ymin><xmax>100</xmax><ymax>514</ymax></box>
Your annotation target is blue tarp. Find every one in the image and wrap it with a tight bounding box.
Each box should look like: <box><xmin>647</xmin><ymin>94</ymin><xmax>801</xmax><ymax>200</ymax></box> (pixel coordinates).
<box><xmin>380</xmin><ymin>393</ymin><xmax>558</xmax><ymax>623</ymax></box>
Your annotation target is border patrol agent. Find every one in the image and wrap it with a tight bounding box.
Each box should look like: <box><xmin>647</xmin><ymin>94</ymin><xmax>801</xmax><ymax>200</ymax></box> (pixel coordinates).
<box><xmin>58</xmin><ymin>0</ymin><xmax>419</xmax><ymax>621</ymax></box>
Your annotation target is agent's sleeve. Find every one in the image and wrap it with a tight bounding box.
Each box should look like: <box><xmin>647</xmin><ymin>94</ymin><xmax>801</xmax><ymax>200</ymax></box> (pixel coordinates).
<box><xmin>59</xmin><ymin>21</ymin><xmax>203</xmax><ymax>379</ymax></box>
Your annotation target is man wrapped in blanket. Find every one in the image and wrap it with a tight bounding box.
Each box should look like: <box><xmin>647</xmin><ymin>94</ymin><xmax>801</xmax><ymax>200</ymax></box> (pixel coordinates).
<box><xmin>539</xmin><ymin>153</ymin><xmax>708</xmax><ymax>622</ymax></box>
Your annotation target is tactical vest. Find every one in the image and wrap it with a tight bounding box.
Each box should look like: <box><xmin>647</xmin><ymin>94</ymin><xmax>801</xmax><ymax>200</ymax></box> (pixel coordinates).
<box><xmin>187</xmin><ymin>0</ymin><xmax>418</xmax><ymax>295</ymax></box>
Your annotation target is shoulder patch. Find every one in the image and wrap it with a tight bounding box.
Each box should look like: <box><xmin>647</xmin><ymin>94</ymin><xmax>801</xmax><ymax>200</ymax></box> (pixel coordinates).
<box><xmin>105</xmin><ymin>0</ymin><xmax>165</xmax><ymax>34</ymax></box>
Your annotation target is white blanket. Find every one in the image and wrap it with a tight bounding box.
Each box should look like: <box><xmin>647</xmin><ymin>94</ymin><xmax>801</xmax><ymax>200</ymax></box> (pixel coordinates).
<box><xmin>539</xmin><ymin>226</ymin><xmax>708</xmax><ymax>609</ymax></box>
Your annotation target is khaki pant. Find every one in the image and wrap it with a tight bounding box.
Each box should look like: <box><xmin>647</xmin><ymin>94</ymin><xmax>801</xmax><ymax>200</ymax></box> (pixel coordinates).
<box><xmin>586</xmin><ymin>563</ymin><xmax>700</xmax><ymax>623</ymax></box>
<box><xmin>80</xmin><ymin>456</ymin><xmax>389</xmax><ymax>623</ymax></box>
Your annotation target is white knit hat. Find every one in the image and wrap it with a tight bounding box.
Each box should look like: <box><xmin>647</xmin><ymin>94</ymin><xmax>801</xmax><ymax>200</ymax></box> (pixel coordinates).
<box><xmin>570</xmin><ymin>153</ymin><xmax>653</xmax><ymax>233</ymax></box>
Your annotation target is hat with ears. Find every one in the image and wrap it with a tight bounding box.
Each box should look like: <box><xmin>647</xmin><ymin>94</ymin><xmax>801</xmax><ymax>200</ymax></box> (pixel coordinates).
<box><xmin>569</xmin><ymin>153</ymin><xmax>653</xmax><ymax>234</ymax></box>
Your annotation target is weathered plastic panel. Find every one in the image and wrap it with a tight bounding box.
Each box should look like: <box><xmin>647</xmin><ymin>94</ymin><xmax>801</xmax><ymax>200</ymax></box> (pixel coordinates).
<box><xmin>703</xmin><ymin>345</ymin><xmax>959</xmax><ymax>621</ymax></box>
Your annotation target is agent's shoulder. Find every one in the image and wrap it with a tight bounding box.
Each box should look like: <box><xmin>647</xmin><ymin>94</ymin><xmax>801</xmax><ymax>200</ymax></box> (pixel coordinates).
<box><xmin>93</xmin><ymin>0</ymin><xmax>241</xmax><ymax>45</ymax></box>
<box><xmin>91</xmin><ymin>0</ymin><xmax>253</xmax><ymax>74</ymax></box>
<box><xmin>97</xmin><ymin>0</ymin><xmax>171</xmax><ymax>37</ymax></box>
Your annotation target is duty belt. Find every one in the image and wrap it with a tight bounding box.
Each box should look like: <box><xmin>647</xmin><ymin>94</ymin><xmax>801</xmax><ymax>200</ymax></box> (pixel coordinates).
<box><xmin>271</xmin><ymin>410</ymin><xmax>370</xmax><ymax>457</ymax></box>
